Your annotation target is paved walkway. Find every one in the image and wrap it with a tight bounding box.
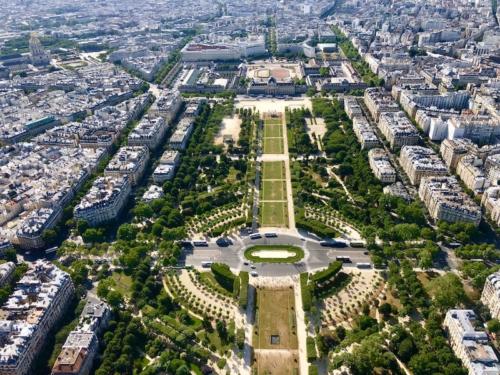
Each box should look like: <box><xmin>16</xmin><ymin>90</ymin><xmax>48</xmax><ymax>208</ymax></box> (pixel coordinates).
<box><xmin>281</xmin><ymin>113</ymin><xmax>296</xmax><ymax>230</ymax></box>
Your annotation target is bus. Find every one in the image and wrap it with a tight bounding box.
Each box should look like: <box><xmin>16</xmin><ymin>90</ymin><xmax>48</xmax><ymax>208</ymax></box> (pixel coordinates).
<box><xmin>193</xmin><ymin>240</ymin><xmax>209</xmax><ymax>247</ymax></box>
<box><xmin>320</xmin><ymin>240</ymin><xmax>347</xmax><ymax>248</ymax></box>
<box><xmin>249</xmin><ymin>233</ymin><xmax>262</xmax><ymax>240</ymax></box>
<box><xmin>264</xmin><ymin>232</ymin><xmax>278</xmax><ymax>238</ymax></box>
<box><xmin>45</xmin><ymin>247</ymin><xmax>57</xmax><ymax>255</ymax></box>
<box><xmin>201</xmin><ymin>261</ymin><xmax>213</xmax><ymax>268</ymax></box>
<box><xmin>349</xmin><ymin>241</ymin><xmax>365</xmax><ymax>248</ymax></box>
<box><xmin>356</xmin><ymin>262</ymin><xmax>372</xmax><ymax>269</ymax></box>
<box><xmin>336</xmin><ymin>256</ymin><xmax>352</xmax><ymax>263</ymax></box>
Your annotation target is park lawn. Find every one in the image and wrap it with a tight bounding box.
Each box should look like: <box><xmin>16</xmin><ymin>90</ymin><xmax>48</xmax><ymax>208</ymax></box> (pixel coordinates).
<box><xmin>263</xmin><ymin>137</ymin><xmax>284</xmax><ymax>154</ymax></box>
<box><xmin>262</xmin><ymin>161</ymin><xmax>285</xmax><ymax>180</ymax></box>
<box><xmin>264</xmin><ymin>123</ymin><xmax>283</xmax><ymax>138</ymax></box>
<box><xmin>111</xmin><ymin>272</ymin><xmax>133</xmax><ymax>297</ymax></box>
<box><xmin>262</xmin><ymin>180</ymin><xmax>285</xmax><ymax>201</ymax></box>
<box><xmin>261</xmin><ymin>201</ymin><xmax>288</xmax><ymax>227</ymax></box>
<box><xmin>253</xmin><ymin>288</ymin><xmax>298</xmax><ymax>350</ymax></box>
<box><xmin>264</xmin><ymin>117</ymin><xmax>282</xmax><ymax>125</ymax></box>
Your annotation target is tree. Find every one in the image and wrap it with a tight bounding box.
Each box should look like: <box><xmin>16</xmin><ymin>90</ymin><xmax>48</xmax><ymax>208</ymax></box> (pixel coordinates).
<box><xmin>378</xmin><ymin>302</ymin><xmax>393</xmax><ymax>318</ymax></box>
<box><xmin>106</xmin><ymin>290</ymin><xmax>124</xmax><ymax>308</ymax></box>
<box><xmin>429</xmin><ymin>273</ymin><xmax>466</xmax><ymax>311</ymax></box>
<box><xmin>487</xmin><ymin>319</ymin><xmax>500</xmax><ymax>334</ymax></box>
<box><xmin>82</xmin><ymin>227</ymin><xmax>105</xmax><ymax>243</ymax></box>
<box><xmin>117</xmin><ymin>223</ymin><xmax>138</xmax><ymax>241</ymax></box>
<box><xmin>42</xmin><ymin>228</ymin><xmax>58</xmax><ymax>245</ymax></box>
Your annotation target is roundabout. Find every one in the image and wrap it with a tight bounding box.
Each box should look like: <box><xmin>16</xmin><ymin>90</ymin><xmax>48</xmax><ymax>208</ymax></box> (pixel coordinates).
<box><xmin>244</xmin><ymin>245</ymin><xmax>304</xmax><ymax>263</ymax></box>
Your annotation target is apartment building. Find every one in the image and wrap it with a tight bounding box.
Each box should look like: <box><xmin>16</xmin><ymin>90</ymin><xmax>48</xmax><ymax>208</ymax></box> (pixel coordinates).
<box><xmin>0</xmin><ymin>262</ymin><xmax>15</xmax><ymax>287</ymax></box>
<box><xmin>16</xmin><ymin>207</ymin><xmax>63</xmax><ymax>250</ymax></box>
<box><xmin>344</xmin><ymin>97</ymin><xmax>363</xmax><ymax>119</ymax></box>
<box><xmin>419</xmin><ymin>176</ymin><xmax>482</xmax><ymax>226</ymax></box>
<box><xmin>440</xmin><ymin>138</ymin><xmax>476</xmax><ymax>170</ymax></box>
<box><xmin>128</xmin><ymin>116</ymin><xmax>168</xmax><ymax>150</ymax></box>
<box><xmin>153</xmin><ymin>150</ymin><xmax>180</xmax><ymax>183</ymax></box>
<box><xmin>74</xmin><ymin>176</ymin><xmax>131</xmax><ymax>226</ymax></box>
<box><xmin>482</xmin><ymin>187</ymin><xmax>500</xmax><ymax>227</ymax></box>
<box><xmin>169</xmin><ymin>117</ymin><xmax>194</xmax><ymax>150</ymax></box>
<box><xmin>368</xmin><ymin>148</ymin><xmax>396</xmax><ymax>183</ymax></box>
<box><xmin>151</xmin><ymin>90</ymin><xmax>183</xmax><ymax>123</ymax></box>
<box><xmin>444</xmin><ymin>309</ymin><xmax>500</xmax><ymax>375</ymax></box>
<box><xmin>52</xmin><ymin>298</ymin><xmax>110</xmax><ymax>375</ymax></box>
<box><xmin>378</xmin><ymin>111</ymin><xmax>420</xmax><ymax>148</ymax></box>
<box><xmin>363</xmin><ymin>87</ymin><xmax>400</xmax><ymax>121</ymax></box>
<box><xmin>481</xmin><ymin>272</ymin><xmax>500</xmax><ymax>320</ymax></box>
<box><xmin>0</xmin><ymin>261</ymin><xmax>75</xmax><ymax>375</ymax></box>
<box><xmin>400</xmin><ymin>146</ymin><xmax>448</xmax><ymax>185</ymax></box>
<box><xmin>352</xmin><ymin>117</ymin><xmax>379</xmax><ymax>150</ymax></box>
<box><xmin>456</xmin><ymin>155</ymin><xmax>488</xmax><ymax>193</ymax></box>
<box><xmin>104</xmin><ymin>146</ymin><xmax>149</xmax><ymax>186</ymax></box>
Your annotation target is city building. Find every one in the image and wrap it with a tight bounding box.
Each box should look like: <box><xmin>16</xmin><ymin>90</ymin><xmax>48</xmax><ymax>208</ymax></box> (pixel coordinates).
<box><xmin>419</xmin><ymin>176</ymin><xmax>482</xmax><ymax>226</ymax></box>
<box><xmin>368</xmin><ymin>148</ymin><xmax>396</xmax><ymax>183</ymax></box>
<box><xmin>399</xmin><ymin>146</ymin><xmax>448</xmax><ymax>186</ymax></box>
<box><xmin>128</xmin><ymin>116</ymin><xmax>168</xmax><ymax>150</ymax></box>
<box><xmin>444</xmin><ymin>309</ymin><xmax>500</xmax><ymax>375</ymax></box>
<box><xmin>52</xmin><ymin>298</ymin><xmax>110</xmax><ymax>375</ymax></box>
<box><xmin>481</xmin><ymin>272</ymin><xmax>500</xmax><ymax>320</ymax></box>
<box><xmin>352</xmin><ymin>117</ymin><xmax>379</xmax><ymax>150</ymax></box>
<box><xmin>0</xmin><ymin>261</ymin><xmax>74</xmax><ymax>375</ymax></box>
<box><xmin>169</xmin><ymin>117</ymin><xmax>194</xmax><ymax>150</ymax></box>
<box><xmin>74</xmin><ymin>176</ymin><xmax>131</xmax><ymax>226</ymax></box>
<box><xmin>153</xmin><ymin>150</ymin><xmax>180</xmax><ymax>183</ymax></box>
<box><xmin>104</xmin><ymin>146</ymin><xmax>149</xmax><ymax>186</ymax></box>
<box><xmin>29</xmin><ymin>33</ymin><xmax>50</xmax><ymax>66</ymax></box>
<box><xmin>377</xmin><ymin>111</ymin><xmax>420</xmax><ymax>149</ymax></box>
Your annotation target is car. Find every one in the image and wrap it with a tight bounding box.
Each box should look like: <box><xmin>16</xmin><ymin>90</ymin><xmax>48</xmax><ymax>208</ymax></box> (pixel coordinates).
<box><xmin>243</xmin><ymin>261</ymin><xmax>249</xmax><ymax>266</ymax></box>
<box><xmin>250</xmin><ymin>271</ymin><xmax>258</xmax><ymax>277</ymax></box>
<box><xmin>249</xmin><ymin>233</ymin><xmax>262</xmax><ymax>240</ymax></box>
<box><xmin>216</xmin><ymin>237</ymin><xmax>233</xmax><ymax>247</ymax></box>
<box><xmin>300</xmin><ymin>237</ymin><xmax>306</xmax><ymax>241</ymax></box>
<box><xmin>250</xmin><ymin>265</ymin><xmax>256</xmax><ymax>269</ymax></box>
<box><xmin>363</xmin><ymin>251</ymin><xmax>369</xmax><ymax>255</ymax></box>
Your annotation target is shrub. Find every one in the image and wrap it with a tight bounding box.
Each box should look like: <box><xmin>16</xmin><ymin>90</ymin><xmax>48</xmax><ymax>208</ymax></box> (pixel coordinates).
<box><xmin>306</xmin><ymin>337</ymin><xmax>317</xmax><ymax>361</ymax></box>
<box><xmin>211</xmin><ymin>263</ymin><xmax>236</xmax><ymax>293</ymax></box>
<box><xmin>239</xmin><ymin>272</ymin><xmax>249</xmax><ymax>308</ymax></box>
<box><xmin>300</xmin><ymin>273</ymin><xmax>312</xmax><ymax>312</ymax></box>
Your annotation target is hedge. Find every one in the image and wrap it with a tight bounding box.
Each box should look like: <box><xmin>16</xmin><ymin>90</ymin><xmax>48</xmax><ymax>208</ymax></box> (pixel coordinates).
<box><xmin>239</xmin><ymin>271</ymin><xmax>249</xmax><ymax>308</ymax></box>
<box><xmin>211</xmin><ymin>263</ymin><xmax>236</xmax><ymax>293</ymax></box>
<box><xmin>296</xmin><ymin>217</ymin><xmax>337</xmax><ymax>239</ymax></box>
<box><xmin>308</xmin><ymin>365</ymin><xmax>319</xmax><ymax>375</ymax></box>
<box><xmin>300</xmin><ymin>273</ymin><xmax>312</xmax><ymax>312</ymax></box>
<box><xmin>306</xmin><ymin>337</ymin><xmax>317</xmax><ymax>362</ymax></box>
<box><xmin>233</xmin><ymin>276</ymin><xmax>241</xmax><ymax>298</ymax></box>
<box><xmin>310</xmin><ymin>261</ymin><xmax>342</xmax><ymax>285</ymax></box>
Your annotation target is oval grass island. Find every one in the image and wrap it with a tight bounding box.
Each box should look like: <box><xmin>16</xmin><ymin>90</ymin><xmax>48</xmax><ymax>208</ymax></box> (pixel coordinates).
<box><xmin>244</xmin><ymin>245</ymin><xmax>304</xmax><ymax>263</ymax></box>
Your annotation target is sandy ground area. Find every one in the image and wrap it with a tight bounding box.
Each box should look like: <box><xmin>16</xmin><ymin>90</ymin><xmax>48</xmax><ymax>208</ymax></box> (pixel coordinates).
<box><xmin>305</xmin><ymin>117</ymin><xmax>327</xmax><ymax>150</ymax></box>
<box><xmin>320</xmin><ymin>269</ymin><xmax>385</xmax><ymax>329</ymax></box>
<box><xmin>235</xmin><ymin>97</ymin><xmax>312</xmax><ymax>114</ymax></box>
<box><xmin>215</xmin><ymin>116</ymin><xmax>242</xmax><ymax>146</ymax></box>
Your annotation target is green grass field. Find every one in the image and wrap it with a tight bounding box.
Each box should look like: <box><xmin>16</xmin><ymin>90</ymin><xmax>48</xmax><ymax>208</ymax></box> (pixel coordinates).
<box><xmin>263</xmin><ymin>137</ymin><xmax>284</xmax><ymax>154</ymax></box>
<box><xmin>263</xmin><ymin>116</ymin><xmax>284</xmax><ymax>154</ymax></box>
<box><xmin>262</xmin><ymin>161</ymin><xmax>285</xmax><ymax>180</ymax></box>
<box><xmin>260</xmin><ymin>201</ymin><xmax>288</xmax><ymax>227</ymax></box>
<box><xmin>264</xmin><ymin>124</ymin><xmax>282</xmax><ymax>138</ymax></box>
<box><xmin>262</xmin><ymin>180</ymin><xmax>285</xmax><ymax>200</ymax></box>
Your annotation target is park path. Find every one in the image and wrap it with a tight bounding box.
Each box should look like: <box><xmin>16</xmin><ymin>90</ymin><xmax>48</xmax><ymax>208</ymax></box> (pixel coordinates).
<box><xmin>293</xmin><ymin>276</ymin><xmax>309</xmax><ymax>375</ymax></box>
<box><xmin>281</xmin><ymin>113</ymin><xmax>296</xmax><ymax>230</ymax></box>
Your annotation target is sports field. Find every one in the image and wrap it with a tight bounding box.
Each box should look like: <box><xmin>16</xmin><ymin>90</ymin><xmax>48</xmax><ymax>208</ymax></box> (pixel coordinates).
<box><xmin>253</xmin><ymin>287</ymin><xmax>298</xmax><ymax>350</ymax></box>
<box><xmin>263</xmin><ymin>116</ymin><xmax>284</xmax><ymax>154</ymax></box>
<box><xmin>260</xmin><ymin>161</ymin><xmax>287</xmax><ymax>227</ymax></box>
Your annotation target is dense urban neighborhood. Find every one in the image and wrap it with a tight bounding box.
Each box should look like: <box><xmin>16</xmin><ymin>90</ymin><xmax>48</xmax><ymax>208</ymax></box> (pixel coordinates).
<box><xmin>0</xmin><ymin>0</ymin><xmax>499</xmax><ymax>374</ymax></box>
